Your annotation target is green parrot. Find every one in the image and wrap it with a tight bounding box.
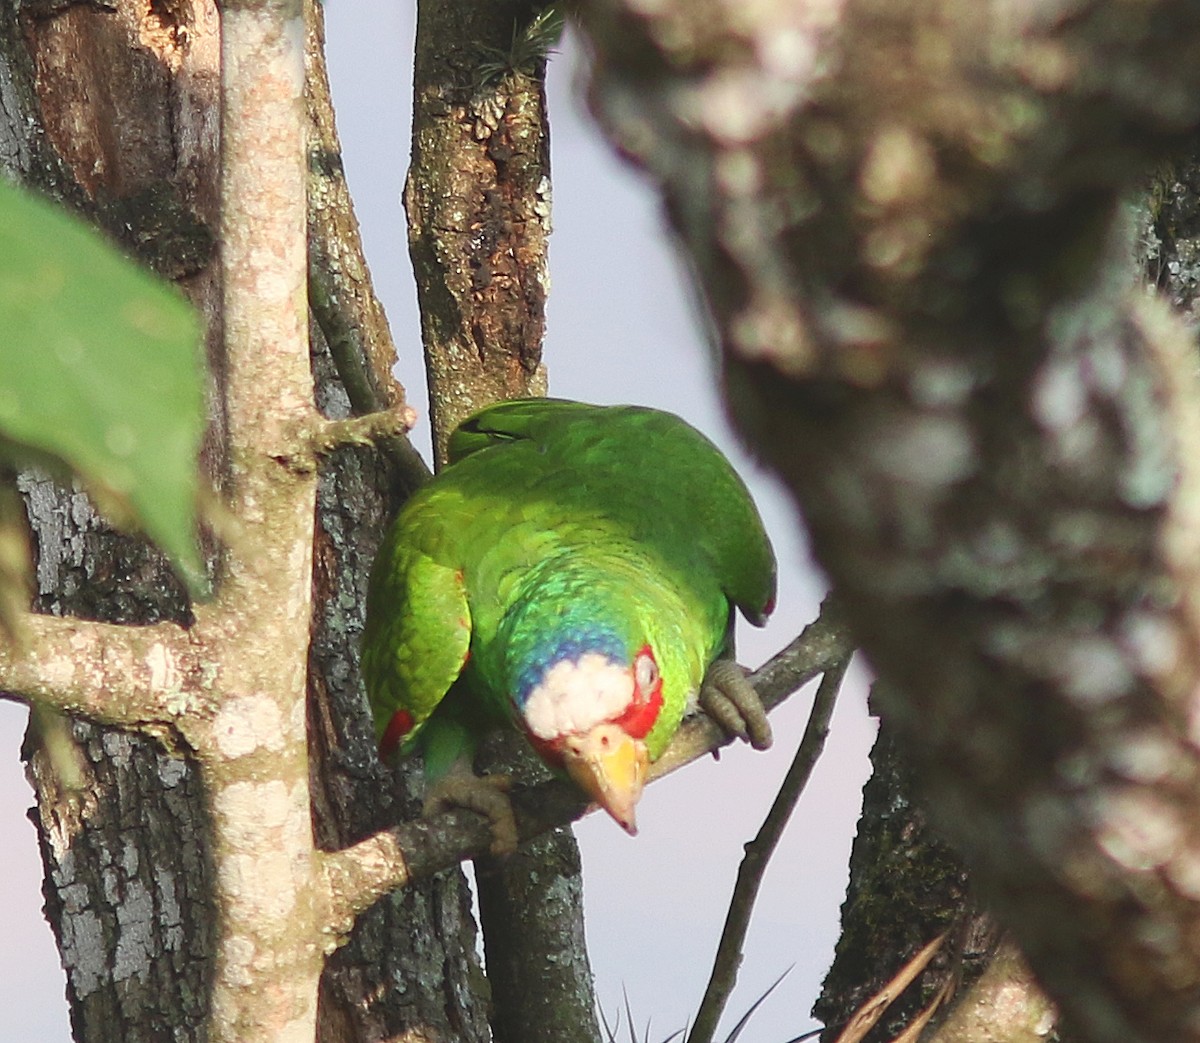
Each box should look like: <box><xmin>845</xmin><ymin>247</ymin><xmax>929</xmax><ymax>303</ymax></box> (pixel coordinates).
<box><xmin>362</xmin><ymin>398</ymin><xmax>776</xmax><ymax>852</ymax></box>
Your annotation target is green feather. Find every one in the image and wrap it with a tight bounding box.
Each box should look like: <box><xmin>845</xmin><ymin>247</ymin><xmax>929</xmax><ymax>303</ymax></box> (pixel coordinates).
<box><xmin>361</xmin><ymin>398</ymin><xmax>776</xmax><ymax>777</ymax></box>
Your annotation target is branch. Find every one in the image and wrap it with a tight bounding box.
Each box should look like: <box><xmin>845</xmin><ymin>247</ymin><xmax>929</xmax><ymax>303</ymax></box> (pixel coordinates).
<box><xmin>279</xmin><ymin>407</ymin><xmax>421</xmax><ymax>473</ymax></box>
<box><xmin>318</xmin><ymin>601</ymin><xmax>856</xmax><ymax>938</ymax></box>
<box><xmin>924</xmin><ymin>939</ymin><xmax>1057</xmax><ymax>1043</ymax></box>
<box><xmin>0</xmin><ymin>613</ymin><xmax>198</xmax><ymax>725</ymax></box>
<box><xmin>687</xmin><ymin>652</ymin><xmax>850</xmax><ymax>1043</ymax></box>
<box><xmin>303</xmin><ymin>0</ymin><xmax>432</xmax><ymax>495</ymax></box>
<box><xmin>650</xmin><ymin>598</ymin><xmax>853</xmax><ymax>782</ymax></box>
<box><xmin>833</xmin><ymin>933</ymin><xmax>949</xmax><ymax>1043</ymax></box>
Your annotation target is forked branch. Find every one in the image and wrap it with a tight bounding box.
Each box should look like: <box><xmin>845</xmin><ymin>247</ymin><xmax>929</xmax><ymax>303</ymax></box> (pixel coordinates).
<box><xmin>319</xmin><ymin>601</ymin><xmax>856</xmax><ymax>939</ymax></box>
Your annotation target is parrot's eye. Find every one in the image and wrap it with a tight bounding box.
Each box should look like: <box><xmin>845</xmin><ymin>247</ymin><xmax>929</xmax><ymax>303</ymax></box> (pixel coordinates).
<box><xmin>634</xmin><ymin>651</ymin><xmax>659</xmax><ymax>694</ymax></box>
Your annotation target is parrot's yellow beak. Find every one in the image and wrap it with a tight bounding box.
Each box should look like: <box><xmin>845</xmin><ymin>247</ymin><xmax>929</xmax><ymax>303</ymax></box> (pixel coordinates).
<box><xmin>561</xmin><ymin>723</ymin><xmax>649</xmax><ymax>835</ymax></box>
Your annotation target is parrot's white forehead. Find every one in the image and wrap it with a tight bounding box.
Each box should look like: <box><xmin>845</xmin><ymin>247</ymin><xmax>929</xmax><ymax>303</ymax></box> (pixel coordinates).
<box><xmin>522</xmin><ymin>653</ymin><xmax>633</xmax><ymax>740</ymax></box>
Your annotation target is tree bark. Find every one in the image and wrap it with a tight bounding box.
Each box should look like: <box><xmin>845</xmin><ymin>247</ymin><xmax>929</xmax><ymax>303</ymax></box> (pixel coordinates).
<box><xmin>406</xmin><ymin>0</ymin><xmax>550</xmax><ymax>466</ymax></box>
<box><xmin>575</xmin><ymin>2</ymin><xmax>1200</xmax><ymax>1041</ymax></box>
<box><xmin>307</xmin><ymin>380</ymin><xmax>490</xmax><ymax>1043</ymax></box>
<box><xmin>405</xmin><ymin>4</ymin><xmax>600</xmax><ymax>1039</ymax></box>
<box><xmin>8</xmin><ymin>4</ymin><xmax>219</xmax><ymax>1039</ymax></box>
<box><xmin>813</xmin><ymin>698</ymin><xmax>996</xmax><ymax>1043</ymax></box>
<box><xmin>476</xmin><ymin>826</ymin><xmax>600</xmax><ymax>1043</ymax></box>
<box><xmin>2</xmin><ymin>3</ymin><xmax>489</xmax><ymax>1040</ymax></box>
<box><xmin>814</xmin><ymin>144</ymin><xmax>1200</xmax><ymax>1043</ymax></box>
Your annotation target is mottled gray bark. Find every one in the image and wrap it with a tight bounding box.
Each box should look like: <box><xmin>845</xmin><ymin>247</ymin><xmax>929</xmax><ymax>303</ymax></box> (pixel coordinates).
<box><xmin>575</xmin><ymin>2</ymin><xmax>1200</xmax><ymax>1041</ymax></box>
<box><xmin>0</xmin><ymin>2</ymin><xmax>490</xmax><ymax>1040</ymax></box>
<box><xmin>476</xmin><ymin>827</ymin><xmax>600</xmax><ymax>1043</ymax></box>
<box><xmin>406</xmin><ymin>0</ymin><xmax>550</xmax><ymax>465</ymax></box>
<box><xmin>815</xmin><ymin>146</ymin><xmax>1200</xmax><ymax>1043</ymax></box>
<box><xmin>5</xmin><ymin>4</ymin><xmax>218</xmax><ymax>1040</ymax></box>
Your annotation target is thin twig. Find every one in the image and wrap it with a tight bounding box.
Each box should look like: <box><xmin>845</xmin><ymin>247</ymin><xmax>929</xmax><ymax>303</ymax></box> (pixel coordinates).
<box><xmin>833</xmin><ymin>932</ymin><xmax>948</xmax><ymax>1043</ymax></box>
<box><xmin>686</xmin><ymin>652</ymin><xmax>852</xmax><ymax>1043</ymax></box>
<box><xmin>303</xmin><ymin>0</ymin><xmax>431</xmax><ymax>496</ymax></box>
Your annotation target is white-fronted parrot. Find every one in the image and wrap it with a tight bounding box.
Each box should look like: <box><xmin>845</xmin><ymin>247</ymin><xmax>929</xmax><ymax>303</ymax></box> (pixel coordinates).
<box><xmin>362</xmin><ymin>398</ymin><xmax>776</xmax><ymax>852</ymax></box>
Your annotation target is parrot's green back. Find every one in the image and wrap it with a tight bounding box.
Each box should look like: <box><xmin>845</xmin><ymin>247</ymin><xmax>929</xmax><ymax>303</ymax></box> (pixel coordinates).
<box><xmin>362</xmin><ymin>398</ymin><xmax>776</xmax><ymax>776</ymax></box>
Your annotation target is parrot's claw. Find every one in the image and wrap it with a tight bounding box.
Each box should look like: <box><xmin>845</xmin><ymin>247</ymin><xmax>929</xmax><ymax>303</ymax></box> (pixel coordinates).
<box><xmin>699</xmin><ymin>659</ymin><xmax>773</xmax><ymax>750</ymax></box>
<box><xmin>424</xmin><ymin>772</ymin><xmax>518</xmax><ymax>856</ymax></box>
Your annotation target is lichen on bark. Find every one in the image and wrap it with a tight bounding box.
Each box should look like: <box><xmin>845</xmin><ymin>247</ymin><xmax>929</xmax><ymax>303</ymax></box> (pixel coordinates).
<box><xmin>405</xmin><ymin>0</ymin><xmax>552</xmax><ymax>464</ymax></box>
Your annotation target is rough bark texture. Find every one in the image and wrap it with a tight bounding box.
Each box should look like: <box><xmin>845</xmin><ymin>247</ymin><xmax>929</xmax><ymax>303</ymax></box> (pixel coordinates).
<box><xmin>405</xmin><ymin>4</ymin><xmax>600</xmax><ymax>1041</ymax></box>
<box><xmin>308</xmin><ymin>330</ymin><xmax>490</xmax><ymax>1043</ymax></box>
<box><xmin>814</xmin><ymin>702</ymin><xmax>998</xmax><ymax>1043</ymax></box>
<box><xmin>1144</xmin><ymin>148</ymin><xmax>1200</xmax><ymax>322</ymax></box>
<box><xmin>0</xmin><ymin>2</ymin><xmax>490</xmax><ymax>1041</ymax></box>
<box><xmin>476</xmin><ymin>827</ymin><xmax>599</xmax><ymax>1043</ymax></box>
<box><xmin>574</xmin><ymin>2</ymin><xmax>1200</xmax><ymax>1042</ymax></box>
<box><xmin>406</xmin><ymin>0</ymin><xmax>551</xmax><ymax>465</ymax></box>
<box><xmin>26</xmin><ymin>713</ymin><xmax>215</xmax><ymax>1043</ymax></box>
<box><xmin>303</xmin><ymin>3</ymin><xmax>489</xmax><ymax>1038</ymax></box>
<box><xmin>473</xmin><ymin>732</ymin><xmax>601</xmax><ymax>1043</ymax></box>
<box><xmin>806</xmin><ymin>138</ymin><xmax>1200</xmax><ymax>1043</ymax></box>
<box><xmin>6</xmin><ymin>4</ymin><xmax>220</xmax><ymax>1040</ymax></box>
<box><xmin>304</xmin><ymin>0</ymin><xmax>430</xmax><ymax>500</ymax></box>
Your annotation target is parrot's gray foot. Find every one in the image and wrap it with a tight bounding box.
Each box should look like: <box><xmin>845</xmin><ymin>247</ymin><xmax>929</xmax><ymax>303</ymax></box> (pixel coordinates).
<box><xmin>424</xmin><ymin>771</ymin><xmax>518</xmax><ymax>856</ymax></box>
<box><xmin>699</xmin><ymin>659</ymin><xmax>773</xmax><ymax>750</ymax></box>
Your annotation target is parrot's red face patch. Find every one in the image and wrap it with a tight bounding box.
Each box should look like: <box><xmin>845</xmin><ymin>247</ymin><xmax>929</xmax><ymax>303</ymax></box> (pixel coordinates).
<box><xmin>609</xmin><ymin>645</ymin><xmax>663</xmax><ymax>739</ymax></box>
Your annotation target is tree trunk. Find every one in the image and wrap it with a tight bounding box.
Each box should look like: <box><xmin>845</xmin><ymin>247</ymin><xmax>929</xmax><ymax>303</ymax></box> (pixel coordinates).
<box><xmin>813</xmin><ymin>698</ymin><xmax>995</xmax><ymax>1042</ymax></box>
<box><xmin>2</xmin><ymin>3</ymin><xmax>488</xmax><ymax>1040</ymax></box>
<box><xmin>9</xmin><ymin>5</ymin><xmax>220</xmax><ymax>1039</ymax></box>
<box><xmin>406</xmin><ymin>0</ymin><xmax>550</xmax><ymax>464</ymax></box>
<box><xmin>576</xmin><ymin>3</ymin><xmax>1200</xmax><ymax>1041</ymax></box>
<box><xmin>812</xmin><ymin>147</ymin><xmax>1200</xmax><ymax>1043</ymax></box>
<box><xmin>404</xmin><ymin>3</ymin><xmax>600</xmax><ymax>1039</ymax></box>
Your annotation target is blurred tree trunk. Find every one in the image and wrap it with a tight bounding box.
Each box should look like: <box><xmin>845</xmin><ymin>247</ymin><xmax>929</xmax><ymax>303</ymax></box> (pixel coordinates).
<box><xmin>577</xmin><ymin>3</ymin><xmax>1200</xmax><ymax>1041</ymax></box>
<box><xmin>812</xmin><ymin>147</ymin><xmax>1200</xmax><ymax>1042</ymax></box>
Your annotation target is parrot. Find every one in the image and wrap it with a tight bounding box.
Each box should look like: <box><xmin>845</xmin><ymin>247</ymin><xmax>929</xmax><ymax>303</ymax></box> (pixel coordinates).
<box><xmin>361</xmin><ymin>398</ymin><xmax>776</xmax><ymax>853</ymax></box>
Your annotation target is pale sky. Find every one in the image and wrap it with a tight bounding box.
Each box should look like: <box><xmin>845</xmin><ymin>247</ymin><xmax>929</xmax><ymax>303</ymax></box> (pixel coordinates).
<box><xmin>0</xmin><ymin>5</ymin><xmax>877</xmax><ymax>1040</ymax></box>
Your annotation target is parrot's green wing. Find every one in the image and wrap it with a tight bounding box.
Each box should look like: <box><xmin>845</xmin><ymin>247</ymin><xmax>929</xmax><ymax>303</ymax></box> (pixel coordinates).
<box><xmin>448</xmin><ymin>397</ymin><xmax>776</xmax><ymax>626</ymax></box>
<box><xmin>446</xmin><ymin>397</ymin><xmax>597</xmax><ymax>462</ymax></box>
<box><xmin>361</xmin><ymin>515</ymin><xmax>471</xmax><ymax>756</ymax></box>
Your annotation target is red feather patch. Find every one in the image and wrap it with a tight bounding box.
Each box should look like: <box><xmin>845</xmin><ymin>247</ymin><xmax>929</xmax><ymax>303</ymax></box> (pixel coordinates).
<box><xmin>610</xmin><ymin>645</ymin><xmax>663</xmax><ymax>738</ymax></box>
<box><xmin>379</xmin><ymin>708</ymin><xmax>415</xmax><ymax>757</ymax></box>
<box><xmin>611</xmin><ymin>687</ymin><xmax>662</xmax><ymax>738</ymax></box>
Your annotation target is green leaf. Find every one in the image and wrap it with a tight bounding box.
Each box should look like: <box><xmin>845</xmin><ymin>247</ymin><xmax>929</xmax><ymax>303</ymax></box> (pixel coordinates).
<box><xmin>0</xmin><ymin>179</ymin><xmax>206</xmax><ymax>587</ymax></box>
